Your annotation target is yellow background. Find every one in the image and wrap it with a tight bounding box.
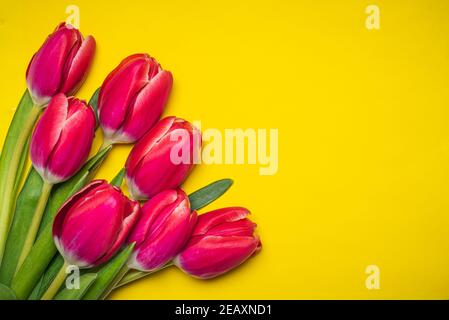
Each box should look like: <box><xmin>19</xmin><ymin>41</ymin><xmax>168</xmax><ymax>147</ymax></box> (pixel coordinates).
<box><xmin>1</xmin><ymin>0</ymin><xmax>449</xmax><ymax>299</ymax></box>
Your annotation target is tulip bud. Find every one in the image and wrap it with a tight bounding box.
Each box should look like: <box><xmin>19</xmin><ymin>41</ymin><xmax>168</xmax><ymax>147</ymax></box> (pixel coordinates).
<box><xmin>30</xmin><ymin>93</ymin><xmax>96</xmax><ymax>184</ymax></box>
<box><xmin>26</xmin><ymin>22</ymin><xmax>95</xmax><ymax>106</ymax></box>
<box><xmin>53</xmin><ymin>180</ymin><xmax>141</xmax><ymax>268</ymax></box>
<box><xmin>174</xmin><ymin>207</ymin><xmax>261</xmax><ymax>279</ymax></box>
<box><xmin>125</xmin><ymin>116</ymin><xmax>201</xmax><ymax>200</ymax></box>
<box><xmin>98</xmin><ymin>54</ymin><xmax>173</xmax><ymax>144</ymax></box>
<box><xmin>127</xmin><ymin>189</ymin><xmax>197</xmax><ymax>272</ymax></box>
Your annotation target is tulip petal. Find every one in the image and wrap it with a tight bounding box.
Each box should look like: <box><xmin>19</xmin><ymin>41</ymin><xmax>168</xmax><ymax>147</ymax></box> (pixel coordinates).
<box><xmin>131</xmin><ymin>137</ymin><xmax>192</xmax><ymax>198</ymax></box>
<box><xmin>125</xmin><ymin>116</ymin><xmax>176</xmax><ymax>181</ymax></box>
<box><xmin>206</xmin><ymin>219</ymin><xmax>257</xmax><ymax>237</ymax></box>
<box><xmin>147</xmin><ymin>57</ymin><xmax>161</xmax><ymax>79</ymax></box>
<box><xmin>45</xmin><ymin>101</ymin><xmax>95</xmax><ymax>183</ymax></box>
<box><xmin>58</xmin><ymin>185</ymin><xmax>126</xmax><ymax>267</ymax></box>
<box><xmin>124</xmin><ymin>117</ymin><xmax>201</xmax><ymax>200</ymax></box>
<box><xmin>146</xmin><ymin>190</ymin><xmax>189</xmax><ymax>239</ymax></box>
<box><xmin>60</xmin><ymin>36</ymin><xmax>96</xmax><ymax>95</ymax></box>
<box><xmin>127</xmin><ymin>123</ymin><xmax>197</xmax><ymax>199</ymax></box>
<box><xmin>30</xmin><ymin>94</ymin><xmax>68</xmax><ymax>178</ymax></box>
<box><xmin>53</xmin><ymin>180</ymin><xmax>106</xmax><ymax>260</ymax></box>
<box><xmin>98</xmin><ymin>54</ymin><xmax>149</xmax><ymax>102</ymax></box>
<box><xmin>98</xmin><ymin>55</ymin><xmax>151</xmax><ymax>138</ymax></box>
<box><xmin>192</xmin><ymin>207</ymin><xmax>250</xmax><ymax>236</ymax></box>
<box><xmin>94</xmin><ymin>199</ymin><xmax>141</xmax><ymax>266</ymax></box>
<box><xmin>26</xmin><ymin>26</ymin><xmax>80</xmax><ymax>105</ymax></box>
<box><xmin>119</xmin><ymin>70</ymin><xmax>173</xmax><ymax>142</ymax></box>
<box><xmin>175</xmin><ymin>235</ymin><xmax>260</xmax><ymax>279</ymax></box>
<box><xmin>127</xmin><ymin>189</ymin><xmax>179</xmax><ymax>246</ymax></box>
<box><xmin>128</xmin><ymin>189</ymin><xmax>193</xmax><ymax>271</ymax></box>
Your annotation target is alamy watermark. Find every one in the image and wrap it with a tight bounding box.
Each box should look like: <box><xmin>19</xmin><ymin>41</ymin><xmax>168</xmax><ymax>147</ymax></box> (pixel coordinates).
<box><xmin>65</xmin><ymin>5</ymin><xmax>80</xmax><ymax>29</ymax></box>
<box><xmin>169</xmin><ymin>121</ymin><xmax>279</xmax><ymax>176</ymax></box>
<box><xmin>365</xmin><ymin>264</ymin><xmax>380</xmax><ymax>290</ymax></box>
<box><xmin>365</xmin><ymin>5</ymin><xmax>380</xmax><ymax>30</ymax></box>
<box><xmin>65</xmin><ymin>265</ymin><xmax>81</xmax><ymax>290</ymax></box>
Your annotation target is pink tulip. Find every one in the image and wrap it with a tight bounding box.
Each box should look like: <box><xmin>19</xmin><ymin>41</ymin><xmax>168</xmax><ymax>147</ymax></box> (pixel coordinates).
<box><xmin>53</xmin><ymin>180</ymin><xmax>141</xmax><ymax>268</ymax></box>
<box><xmin>127</xmin><ymin>189</ymin><xmax>197</xmax><ymax>272</ymax></box>
<box><xmin>174</xmin><ymin>207</ymin><xmax>261</xmax><ymax>279</ymax></box>
<box><xmin>26</xmin><ymin>22</ymin><xmax>95</xmax><ymax>106</ymax></box>
<box><xmin>125</xmin><ymin>116</ymin><xmax>201</xmax><ymax>200</ymax></box>
<box><xmin>30</xmin><ymin>93</ymin><xmax>96</xmax><ymax>184</ymax></box>
<box><xmin>98</xmin><ymin>54</ymin><xmax>173</xmax><ymax>144</ymax></box>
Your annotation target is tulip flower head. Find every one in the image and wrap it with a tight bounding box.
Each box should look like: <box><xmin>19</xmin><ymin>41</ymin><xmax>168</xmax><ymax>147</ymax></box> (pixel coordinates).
<box><xmin>174</xmin><ymin>207</ymin><xmax>261</xmax><ymax>279</ymax></box>
<box><xmin>125</xmin><ymin>116</ymin><xmax>201</xmax><ymax>200</ymax></box>
<box><xmin>26</xmin><ymin>22</ymin><xmax>96</xmax><ymax>107</ymax></box>
<box><xmin>53</xmin><ymin>180</ymin><xmax>141</xmax><ymax>268</ymax></box>
<box><xmin>98</xmin><ymin>54</ymin><xmax>173</xmax><ymax>144</ymax></box>
<box><xmin>127</xmin><ymin>189</ymin><xmax>197</xmax><ymax>272</ymax></box>
<box><xmin>30</xmin><ymin>93</ymin><xmax>96</xmax><ymax>184</ymax></box>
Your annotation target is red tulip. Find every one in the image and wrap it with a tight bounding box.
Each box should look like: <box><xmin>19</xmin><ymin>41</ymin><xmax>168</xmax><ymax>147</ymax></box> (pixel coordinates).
<box><xmin>127</xmin><ymin>189</ymin><xmax>197</xmax><ymax>272</ymax></box>
<box><xmin>98</xmin><ymin>54</ymin><xmax>173</xmax><ymax>144</ymax></box>
<box><xmin>26</xmin><ymin>22</ymin><xmax>95</xmax><ymax>106</ymax></box>
<box><xmin>125</xmin><ymin>116</ymin><xmax>201</xmax><ymax>200</ymax></box>
<box><xmin>30</xmin><ymin>93</ymin><xmax>95</xmax><ymax>184</ymax></box>
<box><xmin>174</xmin><ymin>207</ymin><xmax>261</xmax><ymax>279</ymax></box>
<box><xmin>53</xmin><ymin>180</ymin><xmax>141</xmax><ymax>268</ymax></box>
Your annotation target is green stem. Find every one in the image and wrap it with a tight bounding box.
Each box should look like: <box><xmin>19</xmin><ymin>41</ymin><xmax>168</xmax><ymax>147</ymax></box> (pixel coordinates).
<box><xmin>114</xmin><ymin>263</ymin><xmax>173</xmax><ymax>289</ymax></box>
<box><xmin>15</xmin><ymin>182</ymin><xmax>53</xmax><ymax>274</ymax></box>
<box><xmin>99</xmin><ymin>139</ymin><xmax>113</xmax><ymax>153</ymax></box>
<box><xmin>41</xmin><ymin>261</ymin><xmax>69</xmax><ymax>300</ymax></box>
<box><xmin>0</xmin><ymin>102</ymin><xmax>41</xmax><ymax>263</ymax></box>
<box><xmin>99</xmin><ymin>265</ymin><xmax>130</xmax><ymax>300</ymax></box>
<box><xmin>115</xmin><ymin>270</ymin><xmax>148</xmax><ymax>289</ymax></box>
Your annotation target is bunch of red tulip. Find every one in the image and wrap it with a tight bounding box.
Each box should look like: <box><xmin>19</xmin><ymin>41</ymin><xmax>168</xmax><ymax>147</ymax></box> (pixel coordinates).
<box><xmin>0</xmin><ymin>23</ymin><xmax>261</xmax><ymax>300</ymax></box>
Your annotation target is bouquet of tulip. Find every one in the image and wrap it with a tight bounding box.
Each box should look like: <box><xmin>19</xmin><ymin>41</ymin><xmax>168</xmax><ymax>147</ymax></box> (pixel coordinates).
<box><xmin>0</xmin><ymin>23</ymin><xmax>261</xmax><ymax>300</ymax></box>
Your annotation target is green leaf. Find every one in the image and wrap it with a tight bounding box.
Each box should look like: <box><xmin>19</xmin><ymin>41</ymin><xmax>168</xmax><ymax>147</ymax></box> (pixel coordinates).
<box><xmin>110</xmin><ymin>168</ymin><xmax>125</xmax><ymax>187</ymax></box>
<box><xmin>189</xmin><ymin>178</ymin><xmax>234</xmax><ymax>211</ymax></box>
<box><xmin>27</xmin><ymin>254</ymin><xmax>64</xmax><ymax>300</ymax></box>
<box><xmin>38</xmin><ymin>172</ymin><xmax>88</xmax><ymax>236</ymax></box>
<box><xmin>0</xmin><ymin>169</ymin><xmax>47</xmax><ymax>285</ymax></box>
<box><xmin>0</xmin><ymin>283</ymin><xmax>17</xmax><ymax>300</ymax></box>
<box><xmin>54</xmin><ymin>273</ymin><xmax>97</xmax><ymax>300</ymax></box>
<box><xmin>114</xmin><ymin>264</ymin><xmax>172</xmax><ymax>289</ymax></box>
<box><xmin>88</xmin><ymin>87</ymin><xmax>101</xmax><ymax>128</ymax></box>
<box><xmin>0</xmin><ymin>90</ymin><xmax>40</xmax><ymax>264</ymax></box>
<box><xmin>83</xmin><ymin>243</ymin><xmax>135</xmax><ymax>300</ymax></box>
<box><xmin>11</xmin><ymin>146</ymin><xmax>112</xmax><ymax>300</ymax></box>
<box><xmin>115</xmin><ymin>270</ymin><xmax>149</xmax><ymax>289</ymax></box>
<box><xmin>12</xmin><ymin>137</ymin><xmax>31</xmax><ymax>197</ymax></box>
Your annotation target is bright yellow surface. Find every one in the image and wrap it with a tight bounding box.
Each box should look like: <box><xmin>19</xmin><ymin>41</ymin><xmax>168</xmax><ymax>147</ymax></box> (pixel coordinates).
<box><xmin>1</xmin><ymin>0</ymin><xmax>449</xmax><ymax>299</ymax></box>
